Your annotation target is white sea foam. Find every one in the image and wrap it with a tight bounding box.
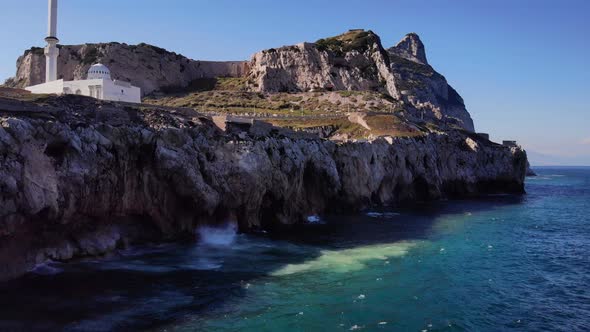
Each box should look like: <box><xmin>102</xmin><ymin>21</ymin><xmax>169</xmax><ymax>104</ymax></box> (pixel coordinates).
<box><xmin>197</xmin><ymin>223</ymin><xmax>238</xmax><ymax>246</ymax></box>
<box><xmin>31</xmin><ymin>261</ymin><xmax>64</xmax><ymax>275</ymax></box>
<box><xmin>307</xmin><ymin>215</ymin><xmax>323</xmax><ymax>224</ymax></box>
<box><xmin>271</xmin><ymin>241</ymin><xmax>418</xmax><ymax>276</ymax></box>
<box><xmin>527</xmin><ymin>177</ymin><xmax>552</xmax><ymax>180</ymax></box>
<box><xmin>366</xmin><ymin>212</ymin><xmax>401</xmax><ymax>219</ymax></box>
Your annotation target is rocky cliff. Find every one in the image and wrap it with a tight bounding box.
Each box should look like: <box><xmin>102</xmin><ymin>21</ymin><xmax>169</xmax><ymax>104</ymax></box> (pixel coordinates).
<box><xmin>6</xmin><ymin>31</ymin><xmax>474</xmax><ymax>132</ymax></box>
<box><xmin>247</xmin><ymin>30</ymin><xmax>475</xmax><ymax>131</ymax></box>
<box><xmin>4</xmin><ymin>43</ymin><xmax>249</xmax><ymax>96</ymax></box>
<box><xmin>388</xmin><ymin>32</ymin><xmax>428</xmax><ymax>65</ymax></box>
<box><xmin>0</xmin><ymin>94</ymin><xmax>526</xmax><ymax>280</ymax></box>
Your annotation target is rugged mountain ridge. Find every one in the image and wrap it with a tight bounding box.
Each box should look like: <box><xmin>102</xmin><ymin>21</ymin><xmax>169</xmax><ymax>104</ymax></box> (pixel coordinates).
<box><xmin>247</xmin><ymin>30</ymin><xmax>475</xmax><ymax>131</ymax></box>
<box><xmin>4</xmin><ymin>43</ymin><xmax>249</xmax><ymax>96</ymax></box>
<box><xmin>7</xmin><ymin>31</ymin><xmax>474</xmax><ymax>131</ymax></box>
<box><xmin>388</xmin><ymin>32</ymin><xmax>428</xmax><ymax>65</ymax></box>
<box><xmin>0</xmin><ymin>94</ymin><xmax>526</xmax><ymax>280</ymax></box>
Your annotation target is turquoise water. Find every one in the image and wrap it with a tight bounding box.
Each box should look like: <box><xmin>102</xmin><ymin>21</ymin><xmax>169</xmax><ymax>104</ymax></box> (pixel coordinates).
<box><xmin>0</xmin><ymin>167</ymin><xmax>589</xmax><ymax>331</ymax></box>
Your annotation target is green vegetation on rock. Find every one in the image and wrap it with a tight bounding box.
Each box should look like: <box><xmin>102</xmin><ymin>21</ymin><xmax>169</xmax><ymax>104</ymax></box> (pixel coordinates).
<box><xmin>25</xmin><ymin>47</ymin><xmax>45</xmax><ymax>56</ymax></box>
<box><xmin>315</xmin><ymin>30</ymin><xmax>380</xmax><ymax>56</ymax></box>
<box><xmin>82</xmin><ymin>46</ymin><xmax>103</xmax><ymax>65</ymax></box>
<box><xmin>389</xmin><ymin>54</ymin><xmax>434</xmax><ymax>77</ymax></box>
<box><xmin>145</xmin><ymin>86</ymin><xmax>400</xmax><ymax>118</ymax></box>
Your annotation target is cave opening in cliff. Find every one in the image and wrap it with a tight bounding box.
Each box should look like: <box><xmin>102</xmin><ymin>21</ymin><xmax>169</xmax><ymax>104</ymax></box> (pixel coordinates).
<box><xmin>260</xmin><ymin>192</ymin><xmax>285</xmax><ymax>231</ymax></box>
<box><xmin>44</xmin><ymin>141</ymin><xmax>69</xmax><ymax>166</ymax></box>
<box><xmin>412</xmin><ymin>176</ymin><xmax>431</xmax><ymax>201</ymax></box>
<box><xmin>302</xmin><ymin>162</ymin><xmax>331</xmax><ymax>212</ymax></box>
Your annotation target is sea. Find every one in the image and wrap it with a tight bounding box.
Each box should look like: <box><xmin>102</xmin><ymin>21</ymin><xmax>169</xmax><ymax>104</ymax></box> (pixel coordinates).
<box><xmin>0</xmin><ymin>167</ymin><xmax>588</xmax><ymax>331</ymax></box>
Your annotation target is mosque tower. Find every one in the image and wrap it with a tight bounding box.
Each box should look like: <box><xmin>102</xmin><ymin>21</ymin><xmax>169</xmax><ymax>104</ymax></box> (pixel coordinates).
<box><xmin>44</xmin><ymin>0</ymin><xmax>59</xmax><ymax>82</ymax></box>
<box><xmin>26</xmin><ymin>0</ymin><xmax>141</xmax><ymax>103</ymax></box>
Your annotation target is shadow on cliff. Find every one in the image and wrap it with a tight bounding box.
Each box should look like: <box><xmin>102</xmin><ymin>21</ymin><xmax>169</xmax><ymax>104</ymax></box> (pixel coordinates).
<box><xmin>0</xmin><ymin>194</ymin><xmax>525</xmax><ymax>332</ymax></box>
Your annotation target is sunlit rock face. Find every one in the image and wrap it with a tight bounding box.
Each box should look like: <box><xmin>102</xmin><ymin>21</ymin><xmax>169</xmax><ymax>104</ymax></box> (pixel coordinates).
<box><xmin>7</xmin><ymin>31</ymin><xmax>474</xmax><ymax>130</ymax></box>
<box><xmin>247</xmin><ymin>30</ymin><xmax>475</xmax><ymax>132</ymax></box>
<box><xmin>387</xmin><ymin>33</ymin><xmax>475</xmax><ymax>133</ymax></box>
<box><xmin>388</xmin><ymin>32</ymin><xmax>428</xmax><ymax>65</ymax></box>
<box><xmin>0</xmin><ymin>95</ymin><xmax>526</xmax><ymax>280</ymax></box>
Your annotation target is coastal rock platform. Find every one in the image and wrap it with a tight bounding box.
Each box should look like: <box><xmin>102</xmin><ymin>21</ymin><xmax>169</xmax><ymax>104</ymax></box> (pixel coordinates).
<box><xmin>0</xmin><ymin>94</ymin><xmax>527</xmax><ymax>280</ymax></box>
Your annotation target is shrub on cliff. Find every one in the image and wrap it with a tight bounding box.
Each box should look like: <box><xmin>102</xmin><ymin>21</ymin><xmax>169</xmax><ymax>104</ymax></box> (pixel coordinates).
<box><xmin>315</xmin><ymin>30</ymin><xmax>380</xmax><ymax>56</ymax></box>
<box><xmin>82</xmin><ymin>46</ymin><xmax>102</xmax><ymax>65</ymax></box>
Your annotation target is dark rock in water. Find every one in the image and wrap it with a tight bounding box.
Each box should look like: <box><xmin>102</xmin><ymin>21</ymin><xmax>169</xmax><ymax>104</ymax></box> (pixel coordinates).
<box><xmin>0</xmin><ymin>95</ymin><xmax>527</xmax><ymax>281</ymax></box>
<box><xmin>526</xmin><ymin>161</ymin><xmax>537</xmax><ymax>176</ymax></box>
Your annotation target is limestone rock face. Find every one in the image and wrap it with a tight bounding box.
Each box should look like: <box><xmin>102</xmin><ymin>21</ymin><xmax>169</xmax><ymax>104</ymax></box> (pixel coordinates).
<box><xmin>247</xmin><ymin>30</ymin><xmax>475</xmax><ymax>132</ymax></box>
<box><xmin>388</xmin><ymin>33</ymin><xmax>428</xmax><ymax>65</ymax></box>
<box><xmin>0</xmin><ymin>95</ymin><xmax>527</xmax><ymax>280</ymax></box>
<box><xmin>5</xmin><ymin>43</ymin><xmax>249</xmax><ymax>95</ymax></box>
<box><xmin>248</xmin><ymin>31</ymin><xmax>399</xmax><ymax>98</ymax></box>
<box><xmin>387</xmin><ymin>49</ymin><xmax>475</xmax><ymax>132</ymax></box>
<box><xmin>8</xmin><ymin>32</ymin><xmax>475</xmax><ymax>131</ymax></box>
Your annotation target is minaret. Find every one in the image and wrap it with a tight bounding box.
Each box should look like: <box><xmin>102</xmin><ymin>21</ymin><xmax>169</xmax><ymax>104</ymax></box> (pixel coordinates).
<box><xmin>44</xmin><ymin>0</ymin><xmax>59</xmax><ymax>82</ymax></box>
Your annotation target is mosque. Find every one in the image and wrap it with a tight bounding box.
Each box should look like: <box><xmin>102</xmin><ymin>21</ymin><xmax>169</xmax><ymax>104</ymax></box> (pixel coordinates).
<box><xmin>25</xmin><ymin>0</ymin><xmax>141</xmax><ymax>103</ymax></box>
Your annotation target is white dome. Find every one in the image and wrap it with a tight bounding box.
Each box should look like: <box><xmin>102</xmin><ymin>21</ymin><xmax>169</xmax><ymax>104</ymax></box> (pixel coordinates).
<box><xmin>87</xmin><ymin>63</ymin><xmax>111</xmax><ymax>80</ymax></box>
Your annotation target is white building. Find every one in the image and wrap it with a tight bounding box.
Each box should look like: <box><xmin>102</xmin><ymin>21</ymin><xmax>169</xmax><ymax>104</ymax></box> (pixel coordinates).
<box><xmin>27</xmin><ymin>64</ymin><xmax>141</xmax><ymax>103</ymax></box>
<box><xmin>25</xmin><ymin>0</ymin><xmax>141</xmax><ymax>103</ymax></box>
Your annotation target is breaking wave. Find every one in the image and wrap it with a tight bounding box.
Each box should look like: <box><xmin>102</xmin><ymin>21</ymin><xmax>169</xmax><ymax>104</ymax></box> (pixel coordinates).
<box><xmin>197</xmin><ymin>223</ymin><xmax>238</xmax><ymax>247</ymax></box>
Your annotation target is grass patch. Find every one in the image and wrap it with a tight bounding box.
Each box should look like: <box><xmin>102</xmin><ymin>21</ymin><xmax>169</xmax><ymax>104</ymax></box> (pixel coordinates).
<box><xmin>338</xmin><ymin>90</ymin><xmax>363</xmax><ymax>98</ymax></box>
<box><xmin>144</xmin><ymin>90</ymin><xmax>405</xmax><ymax>120</ymax></box>
<box><xmin>364</xmin><ymin>114</ymin><xmax>424</xmax><ymax>137</ymax></box>
<box><xmin>215</xmin><ymin>77</ymin><xmax>248</xmax><ymax>91</ymax></box>
<box><xmin>0</xmin><ymin>87</ymin><xmax>52</xmax><ymax>102</ymax></box>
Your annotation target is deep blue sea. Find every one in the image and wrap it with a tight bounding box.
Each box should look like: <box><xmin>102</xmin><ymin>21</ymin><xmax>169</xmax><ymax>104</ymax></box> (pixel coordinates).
<box><xmin>0</xmin><ymin>167</ymin><xmax>589</xmax><ymax>331</ymax></box>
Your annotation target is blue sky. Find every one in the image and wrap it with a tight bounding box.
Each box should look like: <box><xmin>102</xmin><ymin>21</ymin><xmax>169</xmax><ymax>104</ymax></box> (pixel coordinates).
<box><xmin>1</xmin><ymin>0</ymin><xmax>588</xmax><ymax>165</ymax></box>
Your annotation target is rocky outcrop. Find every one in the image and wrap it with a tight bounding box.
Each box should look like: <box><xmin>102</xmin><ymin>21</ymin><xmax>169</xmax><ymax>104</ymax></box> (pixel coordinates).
<box><xmin>249</xmin><ymin>41</ymin><xmax>398</xmax><ymax>98</ymax></box>
<box><xmin>247</xmin><ymin>30</ymin><xmax>475</xmax><ymax>132</ymax></box>
<box><xmin>387</xmin><ymin>47</ymin><xmax>475</xmax><ymax>133</ymax></box>
<box><xmin>4</xmin><ymin>43</ymin><xmax>249</xmax><ymax>95</ymax></box>
<box><xmin>0</xmin><ymin>95</ymin><xmax>526</xmax><ymax>280</ymax></box>
<box><xmin>388</xmin><ymin>32</ymin><xmax>428</xmax><ymax>65</ymax></box>
<box><xmin>526</xmin><ymin>161</ymin><xmax>537</xmax><ymax>176</ymax></box>
<box><xmin>248</xmin><ymin>31</ymin><xmax>399</xmax><ymax>97</ymax></box>
<box><xmin>7</xmin><ymin>31</ymin><xmax>474</xmax><ymax>131</ymax></box>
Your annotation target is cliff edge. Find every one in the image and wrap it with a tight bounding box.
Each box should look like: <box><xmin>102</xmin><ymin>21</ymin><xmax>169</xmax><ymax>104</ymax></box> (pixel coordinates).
<box><xmin>0</xmin><ymin>93</ymin><xmax>526</xmax><ymax>280</ymax></box>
